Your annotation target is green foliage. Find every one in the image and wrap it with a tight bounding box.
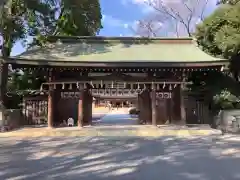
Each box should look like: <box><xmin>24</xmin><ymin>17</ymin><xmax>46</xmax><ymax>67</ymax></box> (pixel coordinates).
<box><xmin>1</xmin><ymin>0</ymin><xmax>103</xmax><ymax>52</ymax></box>
<box><xmin>213</xmin><ymin>89</ymin><xmax>240</xmax><ymax>109</ymax></box>
<box><xmin>0</xmin><ymin>0</ymin><xmax>103</xmax><ymax>108</ymax></box>
<box><xmin>187</xmin><ymin>70</ymin><xmax>240</xmax><ymax>112</ymax></box>
<box><xmin>195</xmin><ymin>2</ymin><xmax>240</xmax><ymax>80</ymax></box>
<box><xmin>0</xmin><ymin>0</ymin><xmax>54</xmax><ymax>56</ymax></box>
<box><xmin>7</xmin><ymin>69</ymin><xmax>46</xmax><ymax>92</ymax></box>
<box><xmin>195</xmin><ymin>4</ymin><xmax>240</xmax><ymax>58</ymax></box>
<box><xmin>54</xmin><ymin>0</ymin><xmax>102</xmax><ymax>36</ymax></box>
<box><xmin>32</xmin><ymin>0</ymin><xmax>103</xmax><ymax>45</ymax></box>
<box><xmin>218</xmin><ymin>0</ymin><xmax>240</xmax><ymax>5</ymax></box>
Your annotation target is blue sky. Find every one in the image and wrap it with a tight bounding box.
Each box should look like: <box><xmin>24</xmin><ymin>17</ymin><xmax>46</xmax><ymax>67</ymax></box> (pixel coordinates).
<box><xmin>11</xmin><ymin>0</ymin><xmax>218</xmax><ymax>56</ymax></box>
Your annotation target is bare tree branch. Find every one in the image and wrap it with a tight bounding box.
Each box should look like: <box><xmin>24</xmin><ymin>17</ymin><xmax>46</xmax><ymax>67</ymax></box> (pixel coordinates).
<box><xmin>133</xmin><ymin>0</ymin><xmax>211</xmax><ymax>37</ymax></box>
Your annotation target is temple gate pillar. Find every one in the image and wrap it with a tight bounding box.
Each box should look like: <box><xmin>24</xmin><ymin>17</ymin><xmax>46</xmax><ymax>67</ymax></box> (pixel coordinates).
<box><xmin>137</xmin><ymin>93</ymin><xmax>143</xmax><ymax>124</ymax></box>
<box><xmin>151</xmin><ymin>89</ymin><xmax>157</xmax><ymax>126</ymax></box>
<box><xmin>180</xmin><ymin>84</ymin><xmax>186</xmax><ymax>124</ymax></box>
<box><xmin>84</xmin><ymin>90</ymin><xmax>92</xmax><ymax>125</ymax></box>
<box><xmin>78</xmin><ymin>90</ymin><xmax>84</xmax><ymax>127</ymax></box>
<box><xmin>53</xmin><ymin>90</ymin><xmax>61</xmax><ymax>126</ymax></box>
<box><xmin>138</xmin><ymin>90</ymin><xmax>152</xmax><ymax>124</ymax></box>
<box><xmin>47</xmin><ymin>89</ymin><xmax>54</xmax><ymax>128</ymax></box>
<box><xmin>47</xmin><ymin>71</ymin><xmax>55</xmax><ymax>128</ymax></box>
<box><xmin>78</xmin><ymin>89</ymin><xmax>92</xmax><ymax>127</ymax></box>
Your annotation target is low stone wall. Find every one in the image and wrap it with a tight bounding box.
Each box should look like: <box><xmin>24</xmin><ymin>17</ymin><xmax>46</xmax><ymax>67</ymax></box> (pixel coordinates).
<box><xmin>217</xmin><ymin>110</ymin><xmax>240</xmax><ymax>133</ymax></box>
<box><xmin>0</xmin><ymin>109</ymin><xmax>24</xmax><ymax>132</ymax></box>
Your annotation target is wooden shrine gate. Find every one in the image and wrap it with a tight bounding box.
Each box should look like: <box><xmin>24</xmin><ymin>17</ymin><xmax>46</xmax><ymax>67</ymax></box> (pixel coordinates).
<box><xmin>5</xmin><ymin>90</ymin><xmax>48</xmax><ymax>126</ymax></box>
<box><xmin>22</xmin><ymin>97</ymin><xmax>48</xmax><ymax>125</ymax></box>
<box><xmin>40</xmin><ymin>80</ymin><xmax>187</xmax><ymax>126</ymax></box>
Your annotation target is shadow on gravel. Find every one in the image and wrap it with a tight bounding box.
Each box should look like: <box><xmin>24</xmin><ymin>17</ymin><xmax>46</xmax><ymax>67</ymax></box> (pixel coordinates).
<box><xmin>0</xmin><ymin>136</ymin><xmax>240</xmax><ymax>180</ymax></box>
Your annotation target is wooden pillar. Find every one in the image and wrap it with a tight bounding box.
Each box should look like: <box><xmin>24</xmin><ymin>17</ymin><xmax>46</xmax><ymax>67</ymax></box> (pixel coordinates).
<box><xmin>86</xmin><ymin>91</ymin><xmax>92</xmax><ymax>125</ymax></box>
<box><xmin>47</xmin><ymin>90</ymin><xmax>54</xmax><ymax>128</ymax></box>
<box><xmin>137</xmin><ymin>93</ymin><xmax>143</xmax><ymax>124</ymax></box>
<box><xmin>151</xmin><ymin>90</ymin><xmax>157</xmax><ymax>126</ymax></box>
<box><xmin>168</xmin><ymin>98</ymin><xmax>173</xmax><ymax>124</ymax></box>
<box><xmin>138</xmin><ymin>90</ymin><xmax>152</xmax><ymax>124</ymax></box>
<box><xmin>47</xmin><ymin>70</ymin><xmax>54</xmax><ymax>128</ymax></box>
<box><xmin>78</xmin><ymin>90</ymin><xmax>84</xmax><ymax>127</ymax></box>
<box><xmin>180</xmin><ymin>84</ymin><xmax>186</xmax><ymax>124</ymax></box>
<box><xmin>78</xmin><ymin>89</ymin><xmax>92</xmax><ymax>127</ymax></box>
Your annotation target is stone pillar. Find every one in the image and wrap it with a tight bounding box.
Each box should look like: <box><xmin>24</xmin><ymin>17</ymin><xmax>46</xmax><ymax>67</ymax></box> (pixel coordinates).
<box><xmin>151</xmin><ymin>90</ymin><xmax>157</xmax><ymax>126</ymax></box>
<box><xmin>180</xmin><ymin>84</ymin><xmax>186</xmax><ymax>124</ymax></box>
<box><xmin>47</xmin><ymin>90</ymin><xmax>54</xmax><ymax>128</ymax></box>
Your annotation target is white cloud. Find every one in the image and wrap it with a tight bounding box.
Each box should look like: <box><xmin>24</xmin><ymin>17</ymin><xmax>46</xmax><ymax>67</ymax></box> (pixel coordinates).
<box><xmin>121</xmin><ymin>0</ymin><xmax>218</xmax><ymax>37</ymax></box>
<box><xmin>121</xmin><ymin>0</ymin><xmax>153</xmax><ymax>14</ymax></box>
<box><xmin>102</xmin><ymin>14</ymin><xmax>131</xmax><ymax>28</ymax></box>
<box><xmin>123</xmin><ymin>0</ymin><xmax>217</xmax><ymax>15</ymax></box>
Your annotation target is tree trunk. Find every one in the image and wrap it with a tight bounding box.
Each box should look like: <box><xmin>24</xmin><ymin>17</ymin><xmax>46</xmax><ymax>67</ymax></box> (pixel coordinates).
<box><xmin>0</xmin><ymin>46</ymin><xmax>11</xmax><ymax>109</ymax></box>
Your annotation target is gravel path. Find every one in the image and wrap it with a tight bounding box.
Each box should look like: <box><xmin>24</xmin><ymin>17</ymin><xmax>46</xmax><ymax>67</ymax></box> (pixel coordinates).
<box><xmin>1</xmin><ymin>110</ymin><xmax>240</xmax><ymax>180</ymax></box>
<box><xmin>0</xmin><ymin>135</ymin><xmax>240</xmax><ymax>180</ymax></box>
<box><xmin>95</xmin><ymin>109</ymin><xmax>138</xmax><ymax>126</ymax></box>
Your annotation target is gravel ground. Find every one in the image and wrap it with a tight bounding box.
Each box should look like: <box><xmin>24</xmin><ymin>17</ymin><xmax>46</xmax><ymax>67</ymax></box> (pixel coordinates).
<box><xmin>0</xmin><ymin>135</ymin><xmax>240</xmax><ymax>180</ymax></box>
<box><xmin>1</xmin><ymin>110</ymin><xmax>240</xmax><ymax>180</ymax></box>
<box><xmin>0</xmin><ymin>110</ymin><xmax>220</xmax><ymax>137</ymax></box>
